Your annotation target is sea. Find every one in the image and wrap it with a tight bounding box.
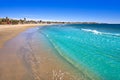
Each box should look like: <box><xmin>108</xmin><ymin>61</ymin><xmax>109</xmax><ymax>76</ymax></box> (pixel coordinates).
<box><xmin>39</xmin><ymin>24</ymin><xmax>120</xmax><ymax>80</ymax></box>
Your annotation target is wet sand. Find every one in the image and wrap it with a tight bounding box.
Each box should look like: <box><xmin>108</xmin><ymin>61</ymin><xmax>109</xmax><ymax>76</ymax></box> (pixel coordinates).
<box><xmin>0</xmin><ymin>27</ymin><xmax>82</xmax><ymax>80</ymax></box>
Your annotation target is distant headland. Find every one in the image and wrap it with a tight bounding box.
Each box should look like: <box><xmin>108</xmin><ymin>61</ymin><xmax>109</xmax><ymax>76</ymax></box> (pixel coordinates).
<box><xmin>0</xmin><ymin>17</ymin><xmax>106</xmax><ymax>25</ymax></box>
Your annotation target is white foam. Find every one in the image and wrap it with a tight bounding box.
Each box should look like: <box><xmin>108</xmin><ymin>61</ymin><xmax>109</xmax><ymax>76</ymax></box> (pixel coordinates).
<box><xmin>81</xmin><ymin>28</ymin><xmax>102</xmax><ymax>34</ymax></box>
<box><xmin>81</xmin><ymin>28</ymin><xmax>120</xmax><ymax>37</ymax></box>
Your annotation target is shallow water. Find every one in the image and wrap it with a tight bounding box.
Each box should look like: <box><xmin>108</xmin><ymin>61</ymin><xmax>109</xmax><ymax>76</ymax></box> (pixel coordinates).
<box><xmin>40</xmin><ymin>24</ymin><xmax>120</xmax><ymax>80</ymax></box>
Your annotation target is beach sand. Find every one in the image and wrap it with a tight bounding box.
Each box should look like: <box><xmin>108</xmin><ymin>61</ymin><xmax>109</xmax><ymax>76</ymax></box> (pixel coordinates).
<box><xmin>0</xmin><ymin>24</ymin><xmax>49</xmax><ymax>48</ymax></box>
<box><xmin>0</xmin><ymin>26</ymin><xmax>82</xmax><ymax>80</ymax></box>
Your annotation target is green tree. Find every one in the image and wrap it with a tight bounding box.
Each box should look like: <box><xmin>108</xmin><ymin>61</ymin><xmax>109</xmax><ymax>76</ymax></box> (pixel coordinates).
<box><xmin>11</xmin><ymin>20</ymin><xmax>19</xmax><ymax>24</ymax></box>
<box><xmin>0</xmin><ymin>18</ymin><xmax>2</xmax><ymax>24</ymax></box>
<box><xmin>2</xmin><ymin>18</ymin><xmax>6</xmax><ymax>22</ymax></box>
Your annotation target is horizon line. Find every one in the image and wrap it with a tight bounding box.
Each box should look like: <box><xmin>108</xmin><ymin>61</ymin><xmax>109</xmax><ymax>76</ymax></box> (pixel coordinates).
<box><xmin>0</xmin><ymin>17</ymin><xmax>120</xmax><ymax>24</ymax></box>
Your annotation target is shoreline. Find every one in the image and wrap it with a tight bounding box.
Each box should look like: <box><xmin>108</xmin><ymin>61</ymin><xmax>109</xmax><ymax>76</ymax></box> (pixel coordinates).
<box><xmin>0</xmin><ymin>24</ymin><xmax>51</xmax><ymax>48</ymax></box>
<box><xmin>0</xmin><ymin>27</ymin><xmax>82</xmax><ymax>80</ymax></box>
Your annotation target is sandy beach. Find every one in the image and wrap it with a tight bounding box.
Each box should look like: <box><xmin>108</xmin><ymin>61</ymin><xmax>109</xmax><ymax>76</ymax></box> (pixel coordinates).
<box><xmin>0</xmin><ymin>25</ymin><xmax>82</xmax><ymax>80</ymax></box>
<box><xmin>0</xmin><ymin>24</ymin><xmax>49</xmax><ymax>48</ymax></box>
<box><xmin>0</xmin><ymin>27</ymin><xmax>81</xmax><ymax>80</ymax></box>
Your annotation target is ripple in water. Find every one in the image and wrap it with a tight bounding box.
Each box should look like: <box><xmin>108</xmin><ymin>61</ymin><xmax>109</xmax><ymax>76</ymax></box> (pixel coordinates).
<box><xmin>40</xmin><ymin>24</ymin><xmax>120</xmax><ymax>80</ymax></box>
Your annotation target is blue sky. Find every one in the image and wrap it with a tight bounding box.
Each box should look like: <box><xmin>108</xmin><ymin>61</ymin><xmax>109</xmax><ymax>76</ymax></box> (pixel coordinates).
<box><xmin>0</xmin><ymin>0</ymin><xmax>120</xmax><ymax>23</ymax></box>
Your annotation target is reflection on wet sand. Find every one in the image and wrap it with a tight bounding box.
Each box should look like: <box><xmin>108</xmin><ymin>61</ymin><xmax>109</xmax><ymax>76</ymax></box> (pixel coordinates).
<box><xmin>0</xmin><ymin>28</ymin><xmax>82</xmax><ymax>80</ymax></box>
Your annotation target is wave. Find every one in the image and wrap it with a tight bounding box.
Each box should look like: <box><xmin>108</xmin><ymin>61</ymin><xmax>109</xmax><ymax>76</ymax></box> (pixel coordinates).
<box><xmin>81</xmin><ymin>28</ymin><xmax>102</xmax><ymax>34</ymax></box>
<box><xmin>81</xmin><ymin>28</ymin><xmax>120</xmax><ymax>37</ymax></box>
<box><xmin>40</xmin><ymin>31</ymin><xmax>99</xmax><ymax>80</ymax></box>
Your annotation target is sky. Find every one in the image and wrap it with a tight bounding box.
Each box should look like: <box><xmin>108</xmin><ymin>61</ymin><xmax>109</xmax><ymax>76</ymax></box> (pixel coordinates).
<box><xmin>0</xmin><ymin>0</ymin><xmax>120</xmax><ymax>23</ymax></box>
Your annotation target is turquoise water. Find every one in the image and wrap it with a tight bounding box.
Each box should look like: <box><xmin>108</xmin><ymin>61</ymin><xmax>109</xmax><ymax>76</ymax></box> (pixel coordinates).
<box><xmin>39</xmin><ymin>24</ymin><xmax>120</xmax><ymax>80</ymax></box>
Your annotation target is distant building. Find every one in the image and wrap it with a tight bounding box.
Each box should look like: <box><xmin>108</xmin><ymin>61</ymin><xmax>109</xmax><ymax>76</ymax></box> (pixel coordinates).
<box><xmin>6</xmin><ymin>17</ymin><xmax>11</xmax><ymax>24</ymax></box>
<box><xmin>24</xmin><ymin>18</ymin><xmax>26</xmax><ymax>24</ymax></box>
